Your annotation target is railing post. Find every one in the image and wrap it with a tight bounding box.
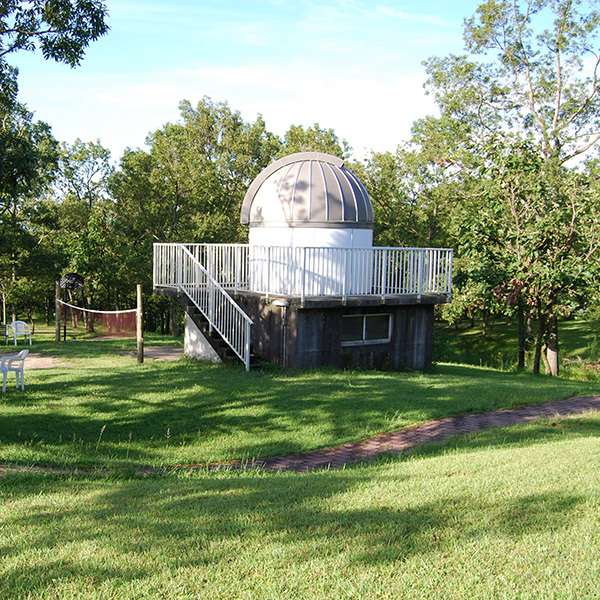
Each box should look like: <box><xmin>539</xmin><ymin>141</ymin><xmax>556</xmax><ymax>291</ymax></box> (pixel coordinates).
<box><xmin>301</xmin><ymin>247</ymin><xmax>307</xmax><ymax>307</ymax></box>
<box><xmin>233</xmin><ymin>246</ymin><xmax>242</xmax><ymax>296</ymax></box>
<box><xmin>380</xmin><ymin>248</ymin><xmax>388</xmax><ymax>303</ymax></box>
<box><xmin>266</xmin><ymin>246</ymin><xmax>271</xmax><ymax>301</ymax></box>
<box><xmin>177</xmin><ymin>245</ymin><xmax>182</xmax><ymax>289</ymax></box>
<box><xmin>208</xmin><ymin>269</ymin><xmax>214</xmax><ymax>333</ymax></box>
<box><xmin>447</xmin><ymin>249</ymin><xmax>454</xmax><ymax>299</ymax></box>
<box><xmin>342</xmin><ymin>248</ymin><xmax>348</xmax><ymax>304</ymax></box>
<box><xmin>417</xmin><ymin>249</ymin><xmax>423</xmax><ymax>300</ymax></box>
<box><xmin>245</xmin><ymin>320</ymin><xmax>252</xmax><ymax>371</ymax></box>
<box><xmin>153</xmin><ymin>245</ymin><xmax>157</xmax><ymax>287</ymax></box>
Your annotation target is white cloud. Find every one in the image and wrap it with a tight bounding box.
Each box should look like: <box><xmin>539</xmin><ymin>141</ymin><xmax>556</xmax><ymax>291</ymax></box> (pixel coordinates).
<box><xmin>23</xmin><ymin>63</ymin><xmax>437</xmax><ymax>159</ymax></box>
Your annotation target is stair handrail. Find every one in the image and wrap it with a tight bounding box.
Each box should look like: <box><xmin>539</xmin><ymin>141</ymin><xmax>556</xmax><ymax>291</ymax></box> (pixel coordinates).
<box><xmin>154</xmin><ymin>243</ymin><xmax>253</xmax><ymax>371</ymax></box>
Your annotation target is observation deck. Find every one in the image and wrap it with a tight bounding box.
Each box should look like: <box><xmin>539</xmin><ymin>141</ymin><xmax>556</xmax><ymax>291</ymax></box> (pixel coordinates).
<box><xmin>153</xmin><ymin>243</ymin><xmax>453</xmax><ymax>370</ymax></box>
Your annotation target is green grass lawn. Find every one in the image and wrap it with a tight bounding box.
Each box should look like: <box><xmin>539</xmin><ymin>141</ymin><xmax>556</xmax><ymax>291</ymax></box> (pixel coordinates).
<box><xmin>2</xmin><ymin>413</ymin><xmax>600</xmax><ymax>599</ymax></box>
<box><xmin>1</xmin><ymin>321</ymin><xmax>600</xmax><ymax>598</ymax></box>
<box><xmin>1</xmin><ymin>333</ymin><xmax>599</xmax><ymax>469</ymax></box>
<box><xmin>434</xmin><ymin>315</ymin><xmax>600</xmax><ymax>372</ymax></box>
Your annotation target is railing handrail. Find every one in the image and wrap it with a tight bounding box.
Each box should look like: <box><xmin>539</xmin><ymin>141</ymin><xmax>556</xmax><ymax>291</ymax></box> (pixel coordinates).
<box><xmin>179</xmin><ymin>246</ymin><xmax>253</xmax><ymax>326</ymax></box>
<box><xmin>154</xmin><ymin>243</ymin><xmax>253</xmax><ymax>370</ymax></box>
<box><xmin>182</xmin><ymin>242</ymin><xmax>454</xmax><ymax>252</ymax></box>
<box><xmin>161</xmin><ymin>243</ymin><xmax>453</xmax><ymax>301</ymax></box>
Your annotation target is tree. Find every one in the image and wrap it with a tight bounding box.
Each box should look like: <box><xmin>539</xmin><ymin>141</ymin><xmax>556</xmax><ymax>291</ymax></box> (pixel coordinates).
<box><xmin>0</xmin><ymin>0</ymin><xmax>109</xmax><ymax>68</ymax></box>
<box><xmin>112</xmin><ymin>97</ymin><xmax>280</xmax><ymax>245</ymax></box>
<box><xmin>109</xmin><ymin>98</ymin><xmax>281</xmax><ymax>330</ymax></box>
<box><xmin>0</xmin><ymin>101</ymin><xmax>58</xmax><ymax>322</ymax></box>
<box><xmin>54</xmin><ymin>139</ymin><xmax>118</xmax><ymax>313</ymax></box>
<box><xmin>0</xmin><ymin>1</ymin><xmax>109</xmax><ymax>321</ymax></box>
<box><xmin>55</xmin><ymin>138</ymin><xmax>113</xmax><ymax>206</ymax></box>
<box><xmin>281</xmin><ymin>123</ymin><xmax>350</xmax><ymax>159</ymax></box>
<box><xmin>420</xmin><ymin>0</ymin><xmax>600</xmax><ymax>374</ymax></box>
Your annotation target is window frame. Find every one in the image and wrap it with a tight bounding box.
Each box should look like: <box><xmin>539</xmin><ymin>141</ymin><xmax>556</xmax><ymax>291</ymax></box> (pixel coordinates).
<box><xmin>341</xmin><ymin>313</ymin><xmax>392</xmax><ymax>347</ymax></box>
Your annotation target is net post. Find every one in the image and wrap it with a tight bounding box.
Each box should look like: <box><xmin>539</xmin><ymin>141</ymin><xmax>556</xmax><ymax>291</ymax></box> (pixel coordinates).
<box><xmin>55</xmin><ymin>281</ymin><xmax>61</xmax><ymax>342</ymax></box>
<box><xmin>137</xmin><ymin>284</ymin><xmax>144</xmax><ymax>364</ymax></box>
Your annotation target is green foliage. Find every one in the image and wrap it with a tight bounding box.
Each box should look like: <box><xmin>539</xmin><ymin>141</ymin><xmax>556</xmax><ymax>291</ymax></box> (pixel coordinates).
<box><xmin>112</xmin><ymin>97</ymin><xmax>279</xmax><ymax>246</ymax></box>
<box><xmin>52</xmin><ymin>139</ymin><xmax>121</xmax><ymax>310</ymax></box>
<box><xmin>412</xmin><ymin>0</ymin><xmax>600</xmax><ymax>374</ymax></box>
<box><xmin>0</xmin><ymin>0</ymin><xmax>109</xmax><ymax>68</ymax></box>
<box><xmin>0</xmin><ymin>102</ymin><xmax>59</xmax><ymax>321</ymax></box>
<box><xmin>281</xmin><ymin>123</ymin><xmax>350</xmax><ymax>158</ymax></box>
<box><xmin>0</xmin><ymin>0</ymin><xmax>109</xmax><ymax>320</ymax></box>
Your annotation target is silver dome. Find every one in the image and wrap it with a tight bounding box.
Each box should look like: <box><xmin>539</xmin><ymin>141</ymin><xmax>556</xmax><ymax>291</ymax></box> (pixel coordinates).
<box><xmin>240</xmin><ymin>152</ymin><xmax>374</xmax><ymax>229</ymax></box>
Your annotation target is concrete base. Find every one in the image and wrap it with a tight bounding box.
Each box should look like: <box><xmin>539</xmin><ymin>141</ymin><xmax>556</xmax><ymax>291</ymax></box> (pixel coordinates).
<box><xmin>184</xmin><ymin>313</ymin><xmax>222</xmax><ymax>363</ymax></box>
<box><xmin>235</xmin><ymin>294</ymin><xmax>435</xmax><ymax>370</ymax></box>
<box><xmin>156</xmin><ymin>287</ymin><xmax>441</xmax><ymax>371</ymax></box>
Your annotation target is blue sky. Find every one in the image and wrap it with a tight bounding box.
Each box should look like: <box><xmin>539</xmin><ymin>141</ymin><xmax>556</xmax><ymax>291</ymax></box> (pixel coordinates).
<box><xmin>12</xmin><ymin>0</ymin><xmax>483</xmax><ymax>160</ymax></box>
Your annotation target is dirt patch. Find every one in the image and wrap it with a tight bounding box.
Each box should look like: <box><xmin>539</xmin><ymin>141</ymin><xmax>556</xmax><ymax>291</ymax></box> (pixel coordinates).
<box><xmin>142</xmin><ymin>346</ymin><xmax>183</xmax><ymax>361</ymax></box>
<box><xmin>121</xmin><ymin>346</ymin><xmax>184</xmax><ymax>361</ymax></box>
<box><xmin>0</xmin><ymin>345</ymin><xmax>183</xmax><ymax>369</ymax></box>
<box><xmin>0</xmin><ymin>351</ymin><xmax>73</xmax><ymax>370</ymax></box>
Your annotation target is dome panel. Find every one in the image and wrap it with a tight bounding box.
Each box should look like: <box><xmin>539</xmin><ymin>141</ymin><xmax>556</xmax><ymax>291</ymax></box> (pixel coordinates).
<box><xmin>293</xmin><ymin>161</ymin><xmax>311</xmax><ymax>222</ymax></box>
<box><xmin>241</xmin><ymin>152</ymin><xmax>373</xmax><ymax>229</ymax></box>
<box><xmin>321</xmin><ymin>162</ymin><xmax>343</xmax><ymax>222</ymax></box>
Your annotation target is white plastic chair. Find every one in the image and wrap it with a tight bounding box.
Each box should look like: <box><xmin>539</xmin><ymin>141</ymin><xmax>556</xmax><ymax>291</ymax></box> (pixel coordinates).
<box><xmin>9</xmin><ymin>321</ymin><xmax>32</xmax><ymax>346</ymax></box>
<box><xmin>1</xmin><ymin>349</ymin><xmax>29</xmax><ymax>393</ymax></box>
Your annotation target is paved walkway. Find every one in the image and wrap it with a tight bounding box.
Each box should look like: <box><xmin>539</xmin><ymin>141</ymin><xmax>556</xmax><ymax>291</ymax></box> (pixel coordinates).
<box><xmin>219</xmin><ymin>395</ymin><xmax>600</xmax><ymax>473</ymax></box>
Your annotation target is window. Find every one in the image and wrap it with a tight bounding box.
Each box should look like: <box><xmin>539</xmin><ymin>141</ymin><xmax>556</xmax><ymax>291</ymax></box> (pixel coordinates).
<box><xmin>341</xmin><ymin>314</ymin><xmax>392</xmax><ymax>346</ymax></box>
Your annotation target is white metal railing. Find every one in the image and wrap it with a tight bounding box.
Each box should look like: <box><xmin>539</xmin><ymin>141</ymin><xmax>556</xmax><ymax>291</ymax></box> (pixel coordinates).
<box><xmin>153</xmin><ymin>244</ymin><xmax>253</xmax><ymax>370</ymax></box>
<box><xmin>168</xmin><ymin>243</ymin><xmax>453</xmax><ymax>303</ymax></box>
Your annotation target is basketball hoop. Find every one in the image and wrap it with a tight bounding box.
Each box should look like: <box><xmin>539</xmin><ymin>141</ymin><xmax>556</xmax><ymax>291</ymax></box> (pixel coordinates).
<box><xmin>60</xmin><ymin>273</ymin><xmax>84</xmax><ymax>290</ymax></box>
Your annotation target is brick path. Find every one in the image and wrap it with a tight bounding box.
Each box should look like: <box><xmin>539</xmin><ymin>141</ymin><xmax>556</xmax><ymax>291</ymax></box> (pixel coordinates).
<box><xmin>222</xmin><ymin>395</ymin><xmax>600</xmax><ymax>473</ymax></box>
<box><xmin>2</xmin><ymin>393</ymin><xmax>598</xmax><ymax>478</ymax></box>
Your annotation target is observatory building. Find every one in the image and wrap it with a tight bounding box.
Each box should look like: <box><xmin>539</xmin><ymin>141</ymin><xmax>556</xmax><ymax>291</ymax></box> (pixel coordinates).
<box><xmin>154</xmin><ymin>152</ymin><xmax>453</xmax><ymax>370</ymax></box>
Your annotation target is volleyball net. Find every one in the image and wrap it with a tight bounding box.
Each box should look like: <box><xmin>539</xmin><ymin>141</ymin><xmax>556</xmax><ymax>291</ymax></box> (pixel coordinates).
<box><xmin>57</xmin><ymin>300</ymin><xmax>138</xmax><ymax>338</ymax></box>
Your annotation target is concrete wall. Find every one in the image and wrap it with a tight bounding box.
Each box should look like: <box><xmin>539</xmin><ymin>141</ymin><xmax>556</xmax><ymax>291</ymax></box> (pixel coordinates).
<box><xmin>183</xmin><ymin>313</ymin><xmax>222</xmax><ymax>363</ymax></box>
<box><xmin>236</xmin><ymin>295</ymin><xmax>435</xmax><ymax>370</ymax></box>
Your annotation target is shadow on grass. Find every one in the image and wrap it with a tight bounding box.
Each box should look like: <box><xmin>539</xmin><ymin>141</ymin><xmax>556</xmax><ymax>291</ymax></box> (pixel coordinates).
<box><xmin>0</xmin><ymin>347</ymin><xmax>599</xmax><ymax>467</ymax></box>
<box><xmin>0</xmin><ymin>465</ymin><xmax>587</xmax><ymax>596</ymax></box>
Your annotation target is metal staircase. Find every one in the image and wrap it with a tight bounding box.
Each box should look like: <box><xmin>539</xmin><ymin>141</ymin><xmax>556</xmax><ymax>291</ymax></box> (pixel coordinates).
<box><xmin>185</xmin><ymin>307</ymin><xmax>260</xmax><ymax>368</ymax></box>
<box><xmin>154</xmin><ymin>244</ymin><xmax>254</xmax><ymax>370</ymax></box>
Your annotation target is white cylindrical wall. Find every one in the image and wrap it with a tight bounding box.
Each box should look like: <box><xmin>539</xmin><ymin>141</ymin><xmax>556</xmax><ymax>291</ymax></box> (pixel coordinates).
<box><xmin>248</xmin><ymin>227</ymin><xmax>374</xmax><ymax>296</ymax></box>
<box><xmin>248</xmin><ymin>227</ymin><xmax>372</xmax><ymax>249</ymax></box>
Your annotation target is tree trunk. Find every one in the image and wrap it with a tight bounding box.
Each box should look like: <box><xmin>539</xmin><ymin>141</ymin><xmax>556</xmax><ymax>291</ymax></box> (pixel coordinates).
<box><xmin>533</xmin><ymin>308</ymin><xmax>547</xmax><ymax>375</ymax></box>
<box><xmin>546</xmin><ymin>315</ymin><xmax>559</xmax><ymax>376</ymax></box>
<box><xmin>517</xmin><ymin>300</ymin><xmax>526</xmax><ymax>370</ymax></box>
<box><xmin>542</xmin><ymin>344</ymin><xmax>552</xmax><ymax>375</ymax></box>
<box><xmin>85</xmin><ymin>290</ymin><xmax>95</xmax><ymax>333</ymax></box>
<box><xmin>11</xmin><ymin>249</ymin><xmax>17</xmax><ymax>322</ymax></box>
<box><xmin>45</xmin><ymin>294</ymin><xmax>51</xmax><ymax>326</ymax></box>
<box><xmin>26</xmin><ymin>307</ymin><xmax>34</xmax><ymax>334</ymax></box>
<box><xmin>67</xmin><ymin>290</ymin><xmax>78</xmax><ymax>328</ymax></box>
<box><xmin>169</xmin><ymin>301</ymin><xmax>180</xmax><ymax>337</ymax></box>
<box><xmin>482</xmin><ymin>308</ymin><xmax>490</xmax><ymax>337</ymax></box>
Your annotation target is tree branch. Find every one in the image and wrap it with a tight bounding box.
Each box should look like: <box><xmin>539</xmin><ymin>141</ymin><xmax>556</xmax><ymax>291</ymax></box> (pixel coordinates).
<box><xmin>512</xmin><ymin>0</ymin><xmax>549</xmax><ymax>148</ymax></box>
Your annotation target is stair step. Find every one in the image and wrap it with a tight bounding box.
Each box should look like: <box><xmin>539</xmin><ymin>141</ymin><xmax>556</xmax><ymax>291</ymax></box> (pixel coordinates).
<box><xmin>181</xmin><ymin>299</ymin><xmax>259</xmax><ymax>370</ymax></box>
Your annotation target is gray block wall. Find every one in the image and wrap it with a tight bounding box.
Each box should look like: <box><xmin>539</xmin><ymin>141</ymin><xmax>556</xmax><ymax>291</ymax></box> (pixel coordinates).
<box><xmin>236</xmin><ymin>295</ymin><xmax>435</xmax><ymax>370</ymax></box>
